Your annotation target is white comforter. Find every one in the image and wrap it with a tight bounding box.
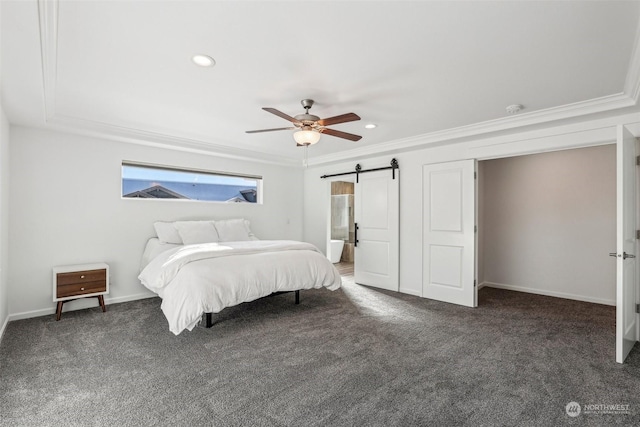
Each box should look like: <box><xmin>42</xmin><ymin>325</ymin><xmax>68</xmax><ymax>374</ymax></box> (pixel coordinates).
<box><xmin>138</xmin><ymin>240</ymin><xmax>342</xmax><ymax>334</ymax></box>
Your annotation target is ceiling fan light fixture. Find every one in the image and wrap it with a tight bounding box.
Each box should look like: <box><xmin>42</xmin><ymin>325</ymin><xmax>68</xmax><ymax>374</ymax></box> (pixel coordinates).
<box><xmin>246</xmin><ymin>99</ymin><xmax>362</xmax><ymax>143</ymax></box>
<box><xmin>293</xmin><ymin>129</ymin><xmax>321</xmax><ymax>146</ymax></box>
<box><xmin>191</xmin><ymin>54</ymin><xmax>216</xmax><ymax>67</ymax></box>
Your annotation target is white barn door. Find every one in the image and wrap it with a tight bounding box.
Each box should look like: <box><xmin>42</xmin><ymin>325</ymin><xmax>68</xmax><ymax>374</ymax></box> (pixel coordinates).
<box><xmin>354</xmin><ymin>169</ymin><xmax>400</xmax><ymax>291</ymax></box>
<box><xmin>616</xmin><ymin>126</ymin><xmax>638</xmax><ymax>364</ymax></box>
<box><xmin>423</xmin><ymin>160</ymin><xmax>476</xmax><ymax>307</ymax></box>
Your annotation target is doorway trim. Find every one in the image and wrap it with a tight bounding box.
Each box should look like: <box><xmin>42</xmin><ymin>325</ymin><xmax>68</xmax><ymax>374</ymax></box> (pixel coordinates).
<box><xmin>467</xmin><ymin>128</ymin><xmax>638</xmax><ymax>363</ymax></box>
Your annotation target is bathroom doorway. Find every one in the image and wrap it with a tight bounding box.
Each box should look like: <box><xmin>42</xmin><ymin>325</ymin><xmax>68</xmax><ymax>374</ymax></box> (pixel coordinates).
<box><xmin>329</xmin><ymin>180</ymin><xmax>355</xmax><ymax>268</ymax></box>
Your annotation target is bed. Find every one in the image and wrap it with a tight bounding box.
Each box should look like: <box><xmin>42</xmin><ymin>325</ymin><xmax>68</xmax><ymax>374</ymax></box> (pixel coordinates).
<box><xmin>138</xmin><ymin>219</ymin><xmax>342</xmax><ymax>334</ymax></box>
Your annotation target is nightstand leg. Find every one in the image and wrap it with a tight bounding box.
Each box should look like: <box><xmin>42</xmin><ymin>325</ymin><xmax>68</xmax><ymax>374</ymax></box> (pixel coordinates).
<box><xmin>56</xmin><ymin>301</ymin><xmax>63</xmax><ymax>321</ymax></box>
<box><xmin>98</xmin><ymin>295</ymin><xmax>106</xmax><ymax>312</ymax></box>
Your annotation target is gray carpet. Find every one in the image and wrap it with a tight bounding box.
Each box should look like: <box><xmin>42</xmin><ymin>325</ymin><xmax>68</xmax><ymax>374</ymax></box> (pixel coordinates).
<box><xmin>1</xmin><ymin>281</ymin><xmax>640</xmax><ymax>426</ymax></box>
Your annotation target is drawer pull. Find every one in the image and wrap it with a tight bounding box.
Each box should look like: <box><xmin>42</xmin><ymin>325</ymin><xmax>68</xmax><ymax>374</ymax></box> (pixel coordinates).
<box><xmin>80</xmin><ymin>287</ymin><xmax>85</xmax><ymax>291</ymax></box>
<box><xmin>80</xmin><ymin>275</ymin><xmax>85</xmax><ymax>279</ymax></box>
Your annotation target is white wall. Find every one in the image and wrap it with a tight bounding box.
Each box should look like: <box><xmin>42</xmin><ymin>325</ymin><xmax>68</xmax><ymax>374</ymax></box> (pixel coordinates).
<box><xmin>481</xmin><ymin>145</ymin><xmax>616</xmax><ymax>305</ymax></box>
<box><xmin>0</xmin><ymin>0</ymin><xmax>9</xmax><ymax>337</ymax></box>
<box><xmin>8</xmin><ymin>126</ymin><xmax>303</xmax><ymax>318</ymax></box>
<box><xmin>0</xmin><ymin>106</ymin><xmax>9</xmax><ymax>335</ymax></box>
<box><xmin>304</xmin><ymin>113</ymin><xmax>638</xmax><ymax>298</ymax></box>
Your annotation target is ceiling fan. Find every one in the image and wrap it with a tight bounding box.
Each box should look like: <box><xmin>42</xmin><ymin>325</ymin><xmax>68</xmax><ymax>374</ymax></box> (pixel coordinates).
<box><xmin>246</xmin><ymin>99</ymin><xmax>362</xmax><ymax>146</ymax></box>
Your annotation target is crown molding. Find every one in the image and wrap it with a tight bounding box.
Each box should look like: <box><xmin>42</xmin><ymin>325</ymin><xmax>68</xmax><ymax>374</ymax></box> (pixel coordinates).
<box><xmin>307</xmin><ymin>93</ymin><xmax>636</xmax><ymax>166</ymax></box>
<box><xmin>47</xmin><ymin>114</ymin><xmax>301</xmax><ymax>167</ymax></box>
<box><xmin>625</xmin><ymin>15</ymin><xmax>640</xmax><ymax>103</ymax></box>
<box><xmin>35</xmin><ymin>0</ymin><xmax>301</xmax><ymax>167</ymax></box>
<box><xmin>37</xmin><ymin>0</ymin><xmax>640</xmax><ymax>169</ymax></box>
<box><xmin>37</xmin><ymin>0</ymin><xmax>58</xmax><ymax>121</ymax></box>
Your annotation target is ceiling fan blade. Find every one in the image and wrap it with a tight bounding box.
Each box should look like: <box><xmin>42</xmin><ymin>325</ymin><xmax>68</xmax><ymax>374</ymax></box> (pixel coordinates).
<box><xmin>317</xmin><ymin>113</ymin><xmax>361</xmax><ymax>127</ymax></box>
<box><xmin>262</xmin><ymin>108</ymin><xmax>302</xmax><ymax>125</ymax></box>
<box><xmin>245</xmin><ymin>127</ymin><xmax>296</xmax><ymax>134</ymax></box>
<box><xmin>320</xmin><ymin>128</ymin><xmax>362</xmax><ymax>142</ymax></box>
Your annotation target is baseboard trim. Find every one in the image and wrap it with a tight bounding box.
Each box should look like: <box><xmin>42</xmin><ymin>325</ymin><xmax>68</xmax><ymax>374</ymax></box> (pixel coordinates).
<box><xmin>7</xmin><ymin>292</ymin><xmax>156</xmax><ymax>322</ymax></box>
<box><xmin>8</xmin><ymin>307</ymin><xmax>54</xmax><ymax>322</ymax></box>
<box><xmin>0</xmin><ymin>315</ymin><xmax>9</xmax><ymax>345</ymax></box>
<box><xmin>481</xmin><ymin>281</ymin><xmax>616</xmax><ymax>306</ymax></box>
<box><xmin>106</xmin><ymin>292</ymin><xmax>155</xmax><ymax>305</ymax></box>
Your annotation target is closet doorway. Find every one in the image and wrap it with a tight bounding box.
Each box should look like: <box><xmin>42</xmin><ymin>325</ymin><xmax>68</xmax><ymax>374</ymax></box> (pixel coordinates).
<box><xmin>478</xmin><ymin>144</ymin><xmax>617</xmax><ymax>307</ymax></box>
<box><xmin>423</xmin><ymin>135</ymin><xmax>639</xmax><ymax>363</ymax></box>
<box><xmin>476</xmin><ymin>139</ymin><xmax>640</xmax><ymax>364</ymax></box>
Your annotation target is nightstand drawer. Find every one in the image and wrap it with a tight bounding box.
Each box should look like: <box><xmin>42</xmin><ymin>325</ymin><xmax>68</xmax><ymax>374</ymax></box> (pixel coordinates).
<box><xmin>56</xmin><ymin>269</ymin><xmax>106</xmax><ymax>287</ymax></box>
<box><xmin>52</xmin><ymin>263</ymin><xmax>109</xmax><ymax>320</ymax></box>
<box><xmin>57</xmin><ymin>280</ymin><xmax>106</xmax><ymax>299</ymax></box>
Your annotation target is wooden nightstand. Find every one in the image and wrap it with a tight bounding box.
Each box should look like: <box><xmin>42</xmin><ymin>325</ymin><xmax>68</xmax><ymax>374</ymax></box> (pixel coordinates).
<box><xmin>53</xmin><ymin>263</ymin><xmax>109</xmax><ymax>321</ymax></box>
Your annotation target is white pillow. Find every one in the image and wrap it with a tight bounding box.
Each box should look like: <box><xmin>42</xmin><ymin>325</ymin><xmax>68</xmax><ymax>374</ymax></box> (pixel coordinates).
<box><xmin>214</xmin><ymin>219</ymin><xmax>257</xmax><ymax>242</ymax></box>
<box><xmin>154</xmin><ymin>221</ymin><xmax>183</xmax><ymax>244</ymax></box>
<box><xmin>174</xmin><ymin>220</ymin><xmax>220</xmax><ymax>244</ymax></box>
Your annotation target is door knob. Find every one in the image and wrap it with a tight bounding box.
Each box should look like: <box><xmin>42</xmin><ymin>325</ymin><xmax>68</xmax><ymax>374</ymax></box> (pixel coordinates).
<box><xmin>610</xmin><ymin>252</ymin><xmax>637</xmax><ymax>259</ymax></box>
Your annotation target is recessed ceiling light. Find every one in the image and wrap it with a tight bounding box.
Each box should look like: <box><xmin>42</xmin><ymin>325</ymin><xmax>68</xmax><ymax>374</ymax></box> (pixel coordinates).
<box><xmin>365</xmin><ymin>123</ymin><xmax>377</xmax><ymax>129</ymax></box>
<box><xmin>191</xmin><ymin>54</ymin><xmax>216</xmax><ymax>67</ymax></box>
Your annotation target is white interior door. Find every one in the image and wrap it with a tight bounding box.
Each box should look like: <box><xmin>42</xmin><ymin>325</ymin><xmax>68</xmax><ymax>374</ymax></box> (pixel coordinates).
<box><xmin>616</xmin><ymin>125</ymin><xmax>638</xmax><ymax>364</ymax></box>
<box><xmin>354</xmin><ymin>169</ymin><xmax>399</xmax><ymax>291</ymax></box>
<box><xmin>423</xmin><ymin>160</ymin><xmax>476</xmax><ymax>307</ymax></box>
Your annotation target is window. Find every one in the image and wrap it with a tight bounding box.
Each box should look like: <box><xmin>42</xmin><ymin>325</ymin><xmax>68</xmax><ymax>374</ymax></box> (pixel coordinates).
<box><xmin>122</xmin><ymin>162</ymin><xmax>262</xmax><ymax>203</ymax></box>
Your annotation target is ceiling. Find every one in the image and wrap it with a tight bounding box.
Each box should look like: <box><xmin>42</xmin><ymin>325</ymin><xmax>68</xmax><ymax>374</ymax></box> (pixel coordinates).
<box><xmin>2</xmin><ymin>1</ymin><xmax>640</xmax><ymax>166</ymax></box>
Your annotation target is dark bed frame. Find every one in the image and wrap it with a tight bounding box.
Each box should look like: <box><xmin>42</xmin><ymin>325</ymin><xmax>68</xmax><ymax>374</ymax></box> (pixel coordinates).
<box><xmin>204</xmin><ymin>290</ymin><xmax>300</xmax><ymax>328</ymax></box>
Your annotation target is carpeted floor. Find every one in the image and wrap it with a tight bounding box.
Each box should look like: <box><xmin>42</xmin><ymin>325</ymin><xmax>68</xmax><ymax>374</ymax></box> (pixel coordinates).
<box><xmin>2</xmin><ymin>273</ymin><xmax>640</xmax><ymax>426</ymax></box>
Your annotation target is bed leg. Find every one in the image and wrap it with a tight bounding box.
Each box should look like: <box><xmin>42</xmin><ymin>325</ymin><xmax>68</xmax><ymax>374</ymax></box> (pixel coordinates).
<box><xmin>295</xmin><ymin>290</ymin><xmax>300</xmax><ymax>305</ymax></box>
<box><xmin>205</xmin><ymin>312</ymin><xmax>214</xmax><ymax>328</ymax></box>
